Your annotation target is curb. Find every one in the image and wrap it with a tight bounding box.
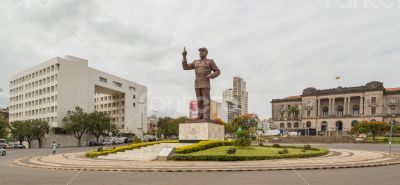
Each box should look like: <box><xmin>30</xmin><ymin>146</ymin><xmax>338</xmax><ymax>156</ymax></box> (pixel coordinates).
<box><xmin>13</xmin><ymin>157</ymin><xmax>400</xmax><ymax>172</ymax></box>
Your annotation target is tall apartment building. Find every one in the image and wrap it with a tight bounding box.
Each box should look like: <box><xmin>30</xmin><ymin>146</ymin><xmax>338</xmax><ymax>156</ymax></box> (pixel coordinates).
<box><xmin>9</xmin><ymin>56</ymin><xmax>147</xmax><ymax>142</ymax></box>
<box><xmin>221</xmin><ymin>76</ymin><xmax>249</xmax><ymax>122</ymax></box>
<box><xmin>233</xmin><ymin>76</ymin><xmax>248</xmax><ymax>114</ymax></box>
<box><xmin>271</xmin><ymin>81</ymin><xmax>400</xmax><ymax>135</ymax></box>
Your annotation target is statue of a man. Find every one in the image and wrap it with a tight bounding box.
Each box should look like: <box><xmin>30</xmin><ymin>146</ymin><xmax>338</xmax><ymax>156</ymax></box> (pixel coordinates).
<box><xmin>182</xmin><ymin>47</ymin><xmax>220</xmax><ymax>121</ymax></box>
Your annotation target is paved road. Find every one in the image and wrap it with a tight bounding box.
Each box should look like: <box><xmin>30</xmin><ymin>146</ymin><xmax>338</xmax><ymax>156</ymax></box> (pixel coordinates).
<box><xmin>1</xmin><ymin>144</ymin><xmax>399</xmax><ymax>185</ymax></box>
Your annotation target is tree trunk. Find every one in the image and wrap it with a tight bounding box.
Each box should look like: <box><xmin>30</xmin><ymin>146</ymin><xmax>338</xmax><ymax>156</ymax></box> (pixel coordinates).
<box><xmin>96</xmin><ymin>135</ymin><xmax>100</xmax><ymax>143</ymax></box>
<box><xmin>77</xmin><ymin>136</ymin><xmax>82</xmax><ymax>147</ymax></box>
<box><xmin>38</xmin><ymin>138</ymin><xmax>42</xmax><ymax>148</ymax></box>
<box><xmin>372</xmin><ymin>134</ymin><xmax>376</xmax><ymax>143</ymax></box>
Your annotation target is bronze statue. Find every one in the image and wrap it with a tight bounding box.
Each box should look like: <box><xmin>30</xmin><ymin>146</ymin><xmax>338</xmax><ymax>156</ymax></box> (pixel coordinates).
<box><xmin>182</xmin><ymin>47</ymin><xmax>220</xmax><ymax>121</ymax></box>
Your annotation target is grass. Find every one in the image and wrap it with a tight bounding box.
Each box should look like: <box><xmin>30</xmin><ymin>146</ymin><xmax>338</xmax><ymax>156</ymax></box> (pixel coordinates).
<box><xmin>173</xmin><ymin>145</ymin><xmax>328</xmax><ymax>161</ymax></box>
<box><xmin>189</xmin><ymin>146</ymin><xmax>321</xmax><ymax>157</ymax></box>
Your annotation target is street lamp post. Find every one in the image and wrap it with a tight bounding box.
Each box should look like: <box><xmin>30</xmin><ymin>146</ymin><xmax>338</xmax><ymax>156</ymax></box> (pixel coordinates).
<box><xmin>136</xmin><ymin>101</ymin><xmax>145</xmax><ymax>140</ymax></box>
<box><xmin>389</xmin><ymin>114</ymin><xmax>395</xmax><ymax>157</ymax></box>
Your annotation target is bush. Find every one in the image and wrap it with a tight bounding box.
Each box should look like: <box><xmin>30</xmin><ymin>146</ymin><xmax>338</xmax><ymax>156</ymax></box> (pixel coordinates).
<box><xmin>303</xmin><ymin>144</ymin><xmax>312</xmax><ymax>150</ymax></box>
<box><xmin>175</xmin><ymin>140</ymin><xmax>234</xmax><ymax>154</ymax></box>
<box><xmin>173</xmin><ymin>148</ymin><xmax>329</xmax><ymax>161</ymax></box>
<box><xmin>234</xmin><ymin>130</ymin><xmax>251</xmax><ymax>147</ymax></box>
<box><xmin>85</xmin><ymin>140</ymin><xmax>178</xmax><ymax>158</ymax></box>
<box><xmin>272</xmin><ymin>144</ymin><xmax>281</xmax><ymax>148</ymax></box>
<box><xmin>258</xmin><ymin>142</ymin><xmax>264</xmax><ymax>147</ymax></box>
<box><xmin>227</xmin><ymin>148</ymin><xmax>236</xmax><ymax>154</ymax></box>
<box><xmin>97</xmin><ymin>147</ymin><xmax>103</xmax><ymax>152</ymax></box>
<box><xmin>277</xmin><ymin>148</ymin><xmax>289</xmax><ymax>154</ymax></box>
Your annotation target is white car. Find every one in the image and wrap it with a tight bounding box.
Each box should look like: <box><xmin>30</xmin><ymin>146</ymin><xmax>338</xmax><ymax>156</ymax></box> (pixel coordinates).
<box><xmin>0</xmin><ymin>148</ymin><xmax>6</xmax><ymax>156</ymax></box>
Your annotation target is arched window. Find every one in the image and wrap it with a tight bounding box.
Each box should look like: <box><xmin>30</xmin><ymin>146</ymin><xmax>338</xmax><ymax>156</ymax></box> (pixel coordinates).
<box><xmin>351</xmin><ymin>120</ymin><xmax>359</xmax><ymax>127</ymax></box>
<box><xmin>280</xmin><ymin>123</ymin><xmax>284</xmax><ymax>129</ymax></box>
<box><xmin>322</xmin><ymin>106</ymin><xmax>329</xmax><ymax>117</ymax></box>
<box><xmin>287</xmin><ymin>122</ymin><xmax>292</xmax><ymax>128</ymax></box>
<box><xmin>306</xmin><ymin>121</ymin><xmax>312</xmax><ymax>128</ymax></box>
<box><xmin>321</xmin><ymin>121</ymin><xmax>328</xmax><ymax>132</ymax></box>
<box><xmin>353</xmin><ymin>105</ymin><xmax>359</xmax><ymax>116</ymax></box>
<box><xmin>370</xmin><ymin>119</ymin><xmax>376</xmax><ymax>122</ymax></box>
<box><xmin>294</xmin><ymin>122</ymin><xmax>299</xmax><ymax>128</ymax></box>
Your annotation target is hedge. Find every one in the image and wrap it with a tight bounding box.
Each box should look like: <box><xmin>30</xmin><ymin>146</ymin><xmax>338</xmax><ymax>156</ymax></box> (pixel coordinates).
<box><xmin>175</xmin><ymin>140</ymin><xmax>234</xmax><ymax>154</ymax></box>
<box><xmin>173</xmin><ymin>148</ymin><xmax>329</xmax><ymax>161</ymax></box>
<box><xmin>85</xmin><ymin>140</ymin><xmax>178</xmax><ymax>158</ymax></box>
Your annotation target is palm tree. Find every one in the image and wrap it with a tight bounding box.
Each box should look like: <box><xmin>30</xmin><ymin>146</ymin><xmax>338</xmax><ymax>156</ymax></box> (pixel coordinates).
<box><xmin>287</xmin><ymin>106</ymin><xmax>300</xmax><ymax>120</ymax></box>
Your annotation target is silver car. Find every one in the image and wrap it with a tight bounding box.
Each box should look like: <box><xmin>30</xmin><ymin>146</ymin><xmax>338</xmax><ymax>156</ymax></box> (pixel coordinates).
<box><xmin>0</xmin><ymin>148</ymin><xmax>6</xmax><ymax>156</ymax></box>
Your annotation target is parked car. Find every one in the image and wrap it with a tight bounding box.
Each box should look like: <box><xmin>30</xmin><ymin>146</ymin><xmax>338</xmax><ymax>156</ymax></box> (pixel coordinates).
<box><xmin>0</xmin><ymin>139</ymin><xmax>8</xmax><ymax>149</ymax></box>
<box><xmin>12</xmin><ymin>143</ymin><xmax>26</xmax><ymax>149</ymax></box>
<box><xmin>0</xmin><ymin>147</ymin><xmax>6</xmax><ymax>156</ymax></box>
<box><xmin>88</xmin><ymin>141</ymin><xmax>102</xmax><ymax>146</ymax></box>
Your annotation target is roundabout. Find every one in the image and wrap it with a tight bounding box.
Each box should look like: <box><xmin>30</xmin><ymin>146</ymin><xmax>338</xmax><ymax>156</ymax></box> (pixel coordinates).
<box><xmin>14</xmin><ymin>148</ymin><xmax>400</xmax><ymax>172</ymax></box>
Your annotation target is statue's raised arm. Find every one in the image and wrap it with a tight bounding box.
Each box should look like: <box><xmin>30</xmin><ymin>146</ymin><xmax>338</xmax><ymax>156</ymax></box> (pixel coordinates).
<box><xmin>182</xmin><ymin>47</ymin><xmax>194</xmax><ymax>70</ymax></box>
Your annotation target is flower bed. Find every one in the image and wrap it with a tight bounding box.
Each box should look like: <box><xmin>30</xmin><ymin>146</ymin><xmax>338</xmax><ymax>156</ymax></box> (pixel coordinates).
<box><xmin>175</xmin><ymin>140</ymin><xmax>234</xmax><ymax>154</ymax></box>
<box><xmin>173</xmin><ymin>145</ymin><xmax>329</xmax><ymax>161</ymax></box>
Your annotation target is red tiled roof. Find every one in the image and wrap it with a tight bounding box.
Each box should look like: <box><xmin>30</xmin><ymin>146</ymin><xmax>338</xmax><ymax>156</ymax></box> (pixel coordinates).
<box><xmin>386</xmin><ymin>88</ymin><xmax>400</xmax><ymax>92</ymax></box>
<box><xmin>284</xmin><ymin>95</ymin><xmax>301</xmax><ymax>99</ymax></box>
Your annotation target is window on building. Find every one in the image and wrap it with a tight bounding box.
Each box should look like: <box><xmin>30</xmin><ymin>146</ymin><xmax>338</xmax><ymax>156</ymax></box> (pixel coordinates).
<box><xmin>280</xmin><ymin>123</ymin><xmax>284</xmax><ymax>129</ymax></box>
<box><xmin>294</xmin><ymin>122</ymin><xmax>299</xmax><ymax>128</ymax></box>
<box><xmin>371</xmin><ymin>106</ymin><xmax>376</xmax><ymax>115</ymax></box>
<box><xmin>322</xmin><ymin>106</ymin><xmax>329</xmax><ymax>117</ymax></box>
<box><xmin>287</xmin><ymin>122</ymin><xmax>292</xmax><ymax>128</ymax></box>
<box><xmin>371</xmin><ymin>97</ymin><xmax>376</xmax><ymax>104</ymax></box>
<box><xmin>99</xmin><ymin>77</ymin><xmax>107</xmax><ymax>83</ymax></box>
<box><xmin>306</xmin><ymin>121</ymin><xmax>311</xmax><ymax>128</ymax></box>
<box><xmin>337</xmin><ymin>106</ymin><xmax>344</xmax><ymax>117</ymax></box>
<box><xmin>307</xmin><ymin>110</ymin><xmax>311</xmax><ymax>118</ymax></box>
<box><xmin>129</xmin><ymin>86</ymin><xmax>136</xmax><ymax>92</ymax></box>
<box><xmin>113</xmin><ymin>81</ymin><xmax>122</xmax><ymax>87</ymax></box>
<box><xmin>306</xmin><ymin>101</ymin><xmax>312</xmax><ymax>107</ymax></box>
<box><xmin>353</xmin><ymin>105</ymin><xmax>359</xmax><ymax>116</ymax></box>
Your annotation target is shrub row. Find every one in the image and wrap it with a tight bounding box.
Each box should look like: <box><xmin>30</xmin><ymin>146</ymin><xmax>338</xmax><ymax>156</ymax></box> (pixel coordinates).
<box><xmin>175</xmin><ymin>140</ymin><xmax>234</xmax><ymax>154</ymax></box>
<box><xmin>85</xmin><ymin>140</ymin><xmax>178</xmax><ymax>158</ymax></box>
<box><xmin>173</xmin><ymin>148</ymin><xmax>329</xmax><ymax>161</ymax></box>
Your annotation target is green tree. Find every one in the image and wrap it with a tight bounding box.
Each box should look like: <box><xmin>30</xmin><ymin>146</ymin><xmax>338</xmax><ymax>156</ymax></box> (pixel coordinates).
<box><xmin>352</xmin><ymin>121</ymin><xmax>389</xmax><ymax>143</ymax></box>
<box><xmin>287</xmin><ymin>105</ymin><xmax>300</xmax><ymax>120</ymax></box>
<box><xmin>231</xmin><ymin>114</ymin><xmax>259</xmax><ymax>132</ymax></box>
<box><xmin>63</xmin><ymin>107</ymin><xmax>91</xmax><ymax>146</ymax></box>
<box><xmin>10</xmin><ymin>121</ymin><xmax>28</xmax><ymax>144</ymax></box>
<box><xmin>87</xmin><ymin>111</ymin><xmax>111</xmax><ymax>142</ymax></box>
<box><xmin>157</xmin><ymin>116</ymin><xmax>187</xmax><ymax>138</ymax></box>
<box><xmin>234</xmin><ymin>128</ymin><xmax>251</xmax><ymax>147</ymax></box>
<box><xmin>0</xmin><ymin>117</ymin><xmax>8</xmax><ymax>138</ymax></box>
<box><xmin>31</xmin><ymin>120</ymin><xmax>50</xmax><ymax>148</ymax></box>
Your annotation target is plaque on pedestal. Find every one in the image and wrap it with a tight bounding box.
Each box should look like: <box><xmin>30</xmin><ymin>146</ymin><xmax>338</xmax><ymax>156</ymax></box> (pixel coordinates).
<box><xmin>179</xmin><ymin>122</ymin><xmax>225</xmax><ymax>143</ymax></box>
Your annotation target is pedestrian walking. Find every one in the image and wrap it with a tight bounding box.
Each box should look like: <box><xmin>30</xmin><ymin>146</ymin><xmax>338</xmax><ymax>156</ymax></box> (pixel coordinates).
<box><xmin>51</xmin><ymin>141</ymin><xmax>57</xmax><ymax>155</ymax></box>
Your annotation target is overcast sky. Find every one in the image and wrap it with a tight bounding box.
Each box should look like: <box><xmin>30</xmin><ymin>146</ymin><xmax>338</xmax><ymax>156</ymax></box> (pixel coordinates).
<box><xmin>1</xmin><ymin>0</ymin><xmax>400</xmax><ymax>119</ymax></box>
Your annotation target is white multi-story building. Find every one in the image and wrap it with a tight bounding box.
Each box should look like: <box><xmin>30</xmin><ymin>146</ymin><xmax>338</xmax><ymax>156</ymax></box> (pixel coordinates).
<box><xmin>221</xmin><ymin>76</ymin><xmax>249</xmax><ymax>123</ymax></box>
<box><xmin>9</xmin><ymin>56</ymin><xmax>147</xmax><ymax>141</ymax></box>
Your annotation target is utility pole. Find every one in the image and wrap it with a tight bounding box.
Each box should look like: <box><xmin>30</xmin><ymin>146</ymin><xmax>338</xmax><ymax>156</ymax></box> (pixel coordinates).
<box><xmin>136</xmin><ymin>101</ymin><xmax>145</xmax><ymax>139</ymax></box>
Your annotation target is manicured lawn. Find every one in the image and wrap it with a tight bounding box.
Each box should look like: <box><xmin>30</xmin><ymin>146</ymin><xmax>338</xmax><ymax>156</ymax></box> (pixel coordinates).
<box><xmin>189</xmin><ymin>146</ymin><xmax>323</xmax><ymax>157</ymax></box>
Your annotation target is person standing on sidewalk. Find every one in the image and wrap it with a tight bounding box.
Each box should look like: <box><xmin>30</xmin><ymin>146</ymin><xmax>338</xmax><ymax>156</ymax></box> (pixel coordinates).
<box><xmin>51</xmin><ymin>142</ymin><xmax>57</xmax><ymax>155</ymax></box>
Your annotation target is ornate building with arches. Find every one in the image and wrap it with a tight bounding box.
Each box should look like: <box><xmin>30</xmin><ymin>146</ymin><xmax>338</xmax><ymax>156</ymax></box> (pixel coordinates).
<box><xmin>271</xmin><ymin>81</ymin><xmax>400</xmax><ymax>135</ymax></box>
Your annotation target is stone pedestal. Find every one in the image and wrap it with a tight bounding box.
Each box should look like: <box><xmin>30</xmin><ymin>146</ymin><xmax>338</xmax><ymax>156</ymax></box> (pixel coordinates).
<box><xmin>179</xmin><ymin>122</ymin><xmax>225</xmax><ymax>143</ymax></box>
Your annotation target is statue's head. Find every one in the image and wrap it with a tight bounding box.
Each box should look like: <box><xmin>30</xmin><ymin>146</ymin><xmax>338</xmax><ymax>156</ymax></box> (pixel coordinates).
<box><xmin>199</xmin><ymin>47</ymin><xmax>208</xmax><ymax>58</ymax></box>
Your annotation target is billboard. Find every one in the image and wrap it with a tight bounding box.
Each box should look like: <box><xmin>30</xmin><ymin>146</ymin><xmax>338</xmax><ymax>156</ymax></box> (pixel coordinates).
<box><xmin>189</xmin><ymin>100</ymin><xmax>198</xmax><ymax>119</ymax></box>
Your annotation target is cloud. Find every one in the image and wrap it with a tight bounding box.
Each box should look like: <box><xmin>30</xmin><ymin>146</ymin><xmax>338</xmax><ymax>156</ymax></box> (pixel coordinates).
<box><xmin>1</xmin><ymin>0</ymin><xmax>400</xmax><ymax>119</ymax></box>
